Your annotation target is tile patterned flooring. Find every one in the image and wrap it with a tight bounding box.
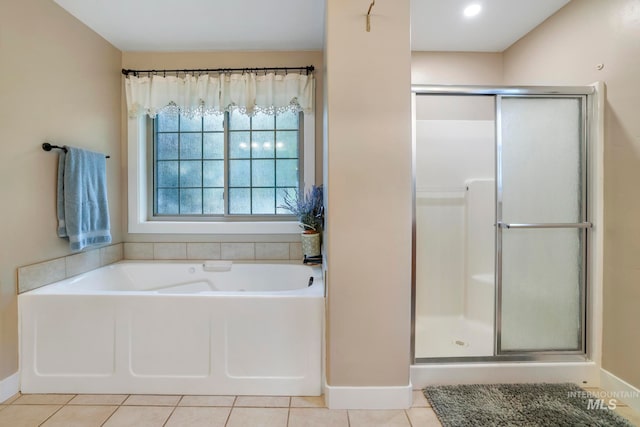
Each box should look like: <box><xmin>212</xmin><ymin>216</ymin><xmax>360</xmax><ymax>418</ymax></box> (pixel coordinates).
<box><xmin>0</xmin><ymin>391</ymin><xmax>440</xmax><ymax>427</ymax></box>
<box><xmin>0</xmin><ymin>389</ymin><xmax>638</xmax><ymax>426</ymax></box>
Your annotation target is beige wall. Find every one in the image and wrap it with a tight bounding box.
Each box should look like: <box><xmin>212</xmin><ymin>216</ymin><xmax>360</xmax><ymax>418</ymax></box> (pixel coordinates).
<box><xmin>0</xmin><ymin>0</ymin><xmax>122</xmax><ymax>379</ymax></box>
<box><xmin>121</xmin><ymin>51</ymin><xmax>323</xmax><ymax>243</ymax></box>
<box><xmin>503</xmin><ymin>0</ymin><xmax>640</xmax><ymax>389</ymax></box>
<box><xmin>412</xmin><ymin>52</ymin><xmax>503</xmax><ymax>85</ymax></box>
<box><xmin>324</xmin><ymin>0</ymin><xmax>412</xmax><ymax>386</ymax></box>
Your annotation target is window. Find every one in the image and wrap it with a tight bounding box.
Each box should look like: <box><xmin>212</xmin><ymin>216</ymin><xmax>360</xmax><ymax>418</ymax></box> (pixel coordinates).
<box><xmin>124</xmin><ymin>68</ymin><xmax>315</xmax><ymax>234</ymax></box>
<box><xmin>128</xmin><ymin>111</ymin><xmax>314</xmax><ymax>234</ymax></box>
<box><xmin>153</xmin><ymin>109</ymin><xmax>301</xmax><ymax>218</ymax></box>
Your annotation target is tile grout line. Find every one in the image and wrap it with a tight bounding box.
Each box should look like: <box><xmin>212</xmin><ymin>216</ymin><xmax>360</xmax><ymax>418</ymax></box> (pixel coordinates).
<box><xmin>160</xmin><ymin>396</ymin><xmax>183</xmax><ymax>427</ymax></box>
<box><xmin>100</xmin><ymin>394</ymin><xmax>130</xmax><ymax>427</ymax></box>
<box><xmin>404</xmin><ymin>408</ymin><xmax>413</xmax><ymax>427</ymax></box>
<box><xmin>98</xmin><ymin>406</ymin><xmax>119</xmax><ymax>427</ymax></box>
<box><xmin>37</xmin><ymin>394</ymin><xmax>76</xmax><ymax>427</ymax></box>
<box><xmin>286</xmin><ymin>396</ymin><xmax>292</xmax><ymax>426</ymax></box>
<box><xmin>223</xmin><ymin>396</ymin><xmax>237</xmax><ymax>427</ymax></box>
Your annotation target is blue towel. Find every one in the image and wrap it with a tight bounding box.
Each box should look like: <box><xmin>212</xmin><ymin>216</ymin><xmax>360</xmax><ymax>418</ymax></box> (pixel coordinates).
<box><xmin>56</xmin><ymin>150</ymin><xmax>67</xmax><ymax>237</ymax></box>
<box><xmin>57</xmin><ymin>146</ymin><xmax>111</xmax><ymax>251</ymax></box>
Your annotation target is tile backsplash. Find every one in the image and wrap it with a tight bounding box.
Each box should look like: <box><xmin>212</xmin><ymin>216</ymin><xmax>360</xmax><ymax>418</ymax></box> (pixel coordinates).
<box><xmin>17</xmin><ymin>243</ymin><xmax>124</xmax><ymax>294</ymax></box>
<box><xmin>18</xmin><ymin>241</ymin><xmax>304</xmax><ymax>294</ymax></box>
<box><xmin>124</xmin><ymin>242</ymin><xmax>303</xmax><ymax>261</ymax></box>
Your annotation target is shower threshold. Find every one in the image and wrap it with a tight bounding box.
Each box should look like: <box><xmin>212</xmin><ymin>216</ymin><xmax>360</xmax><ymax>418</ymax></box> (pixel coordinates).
<box><xmin>411</xmin><ymin>358</ymin><xmax>598</xmax><ymax>389</ymax></box>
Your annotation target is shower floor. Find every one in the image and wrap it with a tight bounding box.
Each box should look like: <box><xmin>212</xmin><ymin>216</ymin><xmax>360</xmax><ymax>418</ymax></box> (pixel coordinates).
<box><xmin>415</xmin><ymin>315</ymin><xmax>494</xmax><ymax>359</ymax></box>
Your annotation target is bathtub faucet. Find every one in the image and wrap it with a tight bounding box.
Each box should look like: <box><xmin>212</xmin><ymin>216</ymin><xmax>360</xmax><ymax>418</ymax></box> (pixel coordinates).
<box><xmin>303</xmin><ymin>255</ymin><xmax>322</xmax><ymax>265</ymax></box>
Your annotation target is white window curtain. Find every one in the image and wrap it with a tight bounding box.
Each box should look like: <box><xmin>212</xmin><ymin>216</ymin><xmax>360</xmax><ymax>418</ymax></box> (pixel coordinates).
<box><xmin>124</xmin><ymin>72</ymin><xmax>314</xmax><ymax>118</ymax></box>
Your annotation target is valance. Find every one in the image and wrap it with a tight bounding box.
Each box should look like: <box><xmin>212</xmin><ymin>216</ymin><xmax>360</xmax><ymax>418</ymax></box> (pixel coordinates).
<box><xmin>124</xmin><ymin>72</ymin><xmax>314</xmax><ymax>118</ymax></box>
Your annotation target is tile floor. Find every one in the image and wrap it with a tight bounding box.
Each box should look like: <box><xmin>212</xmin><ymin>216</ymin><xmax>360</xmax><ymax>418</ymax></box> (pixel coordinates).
<box><xmin>0</xmin><ymin>391</ymin><xmax>439</xmax><ymax>427</ymax></box>
<box><xmin>0</xmin><ymin>389</ymin><xmax>638</xmax><ymax>427</ymax></box>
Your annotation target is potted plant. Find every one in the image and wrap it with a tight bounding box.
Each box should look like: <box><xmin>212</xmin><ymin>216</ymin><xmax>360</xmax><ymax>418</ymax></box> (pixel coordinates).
<box><xmin>280</xmin><ymin>185</ymin><xmax>324</xmax><ymax>259</ymax></box>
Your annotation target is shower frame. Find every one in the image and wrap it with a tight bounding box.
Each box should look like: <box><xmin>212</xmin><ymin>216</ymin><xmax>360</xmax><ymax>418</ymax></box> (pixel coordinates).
<box><xmin>411</xmin><ymin>84</ymin><xmax>601</xmax><ymax>365</ymax></box>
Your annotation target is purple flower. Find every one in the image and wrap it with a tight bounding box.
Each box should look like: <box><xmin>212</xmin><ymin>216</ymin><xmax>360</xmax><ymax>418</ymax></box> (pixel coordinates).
<box><xmin>280</xmin><ymin>185</ymin><xmax>324</xmax><ymax>231</ymax></box>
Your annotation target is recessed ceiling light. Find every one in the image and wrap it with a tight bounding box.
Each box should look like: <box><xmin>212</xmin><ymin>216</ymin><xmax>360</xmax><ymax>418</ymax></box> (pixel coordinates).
<box><xmin>463</xmin><ymin>3</ymin><xmax>482</xmax><ymax>18</ymax></box>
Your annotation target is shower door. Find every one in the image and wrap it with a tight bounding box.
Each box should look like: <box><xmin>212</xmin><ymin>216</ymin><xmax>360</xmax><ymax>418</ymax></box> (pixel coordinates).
<box><xmin>496</xmin><ymin>95</ymin><xmax>588</xmax><ymax>354</ymax></box>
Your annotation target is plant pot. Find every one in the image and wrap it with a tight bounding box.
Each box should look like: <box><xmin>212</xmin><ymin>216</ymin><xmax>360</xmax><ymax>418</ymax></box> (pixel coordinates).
<box><xmin>301</xmin><ymin>231</ymin><xmax>321</xmax><ymax>257</ymax></box>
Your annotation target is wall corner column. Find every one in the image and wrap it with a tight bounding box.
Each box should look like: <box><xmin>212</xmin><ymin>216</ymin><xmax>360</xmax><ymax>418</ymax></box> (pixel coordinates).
<box><xmin>323</xmin><ymin>0</ymin><xmax>413</xmax><ymax>409</ymax></box>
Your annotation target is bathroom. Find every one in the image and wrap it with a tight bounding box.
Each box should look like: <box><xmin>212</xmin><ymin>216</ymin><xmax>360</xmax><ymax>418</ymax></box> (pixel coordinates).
<box><xmin>2</xmin><ymin>0</ymin><xmax>640</xmax><ymax>425</ymax></box>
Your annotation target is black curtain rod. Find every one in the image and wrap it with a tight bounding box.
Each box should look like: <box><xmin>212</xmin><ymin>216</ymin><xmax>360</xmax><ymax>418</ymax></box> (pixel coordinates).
<box><xmin>42</xmin><ymin>142</ymin><xmax>110</xmax><ymax>159</ymax></box>
<box><xmin>121</xmin><ymin>65</ymin><xmax>314</xmax><ymax>77</ymax></box>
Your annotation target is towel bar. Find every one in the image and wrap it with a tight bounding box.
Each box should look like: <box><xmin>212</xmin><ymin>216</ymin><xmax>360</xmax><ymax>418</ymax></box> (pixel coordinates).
<box><xmin>496</xmin><ymin>222</ymin><xmax>592</xmax><ymax>229</ymax></box>
<box><xmin>42</xmin><ymin>142</ymin><xmax>110</xmax><ymax>158</ymax></box>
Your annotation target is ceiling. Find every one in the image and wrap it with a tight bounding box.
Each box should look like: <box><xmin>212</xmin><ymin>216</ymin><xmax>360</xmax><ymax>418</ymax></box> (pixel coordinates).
<box><xmin>53</xmin><ymin>0</ymin><xmax>570</xmax><ymax>53</ymax></box>
<box><xmin>411</xmin><ymin>0</ymin><xmax>570</xmax><ymax>51</ymax></box>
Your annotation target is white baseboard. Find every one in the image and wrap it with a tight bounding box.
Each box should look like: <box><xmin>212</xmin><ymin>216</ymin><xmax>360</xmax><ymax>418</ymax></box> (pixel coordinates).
<box><xmin>324</xmin><ymin>382</ymin><xmax>412</xmax><ymax>409</ymax></box>
<box><xmin>600</xmin><ymin>368</ymin><xmax>640</xmax><ymax>413</ymax></box>
<box><xmin>0</xmin><ymin>372</ymin><xmax>19</xmax><ymax>403</ymax></box>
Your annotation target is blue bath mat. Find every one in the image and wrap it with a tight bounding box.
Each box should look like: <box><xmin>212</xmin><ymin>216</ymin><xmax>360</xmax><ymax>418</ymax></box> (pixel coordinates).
<box><xmin>423</xmin><ymin>383</ymin><xmax>634</xmax><ymax>427</ymax></box>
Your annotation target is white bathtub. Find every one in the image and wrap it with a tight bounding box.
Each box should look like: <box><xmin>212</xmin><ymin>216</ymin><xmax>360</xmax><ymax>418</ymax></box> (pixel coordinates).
<box><xmin>19</xmin><ymin>261</ymin><xmax>324</xmax><ymax>396</ymax></box>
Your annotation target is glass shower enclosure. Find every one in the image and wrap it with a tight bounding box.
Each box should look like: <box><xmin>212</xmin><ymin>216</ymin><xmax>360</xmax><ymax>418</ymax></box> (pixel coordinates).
<box><xmin>412</xmin><ymin>86</ymin><xmax>593</xmax><ymax>362</ymax></box>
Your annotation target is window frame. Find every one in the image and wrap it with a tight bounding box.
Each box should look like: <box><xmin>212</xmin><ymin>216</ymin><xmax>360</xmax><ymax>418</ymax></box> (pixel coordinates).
<box><xmin>127</xmin><ymin>111</ymin><xmax>315</xmax><ymax>234</ymax></box>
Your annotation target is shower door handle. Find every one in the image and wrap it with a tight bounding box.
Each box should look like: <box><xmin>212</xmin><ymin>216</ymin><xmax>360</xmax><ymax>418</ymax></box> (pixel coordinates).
<box><xmin>496</xmin><ymin>222</ymin><xmax>592</xmax><ymax>229</ymax></box>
